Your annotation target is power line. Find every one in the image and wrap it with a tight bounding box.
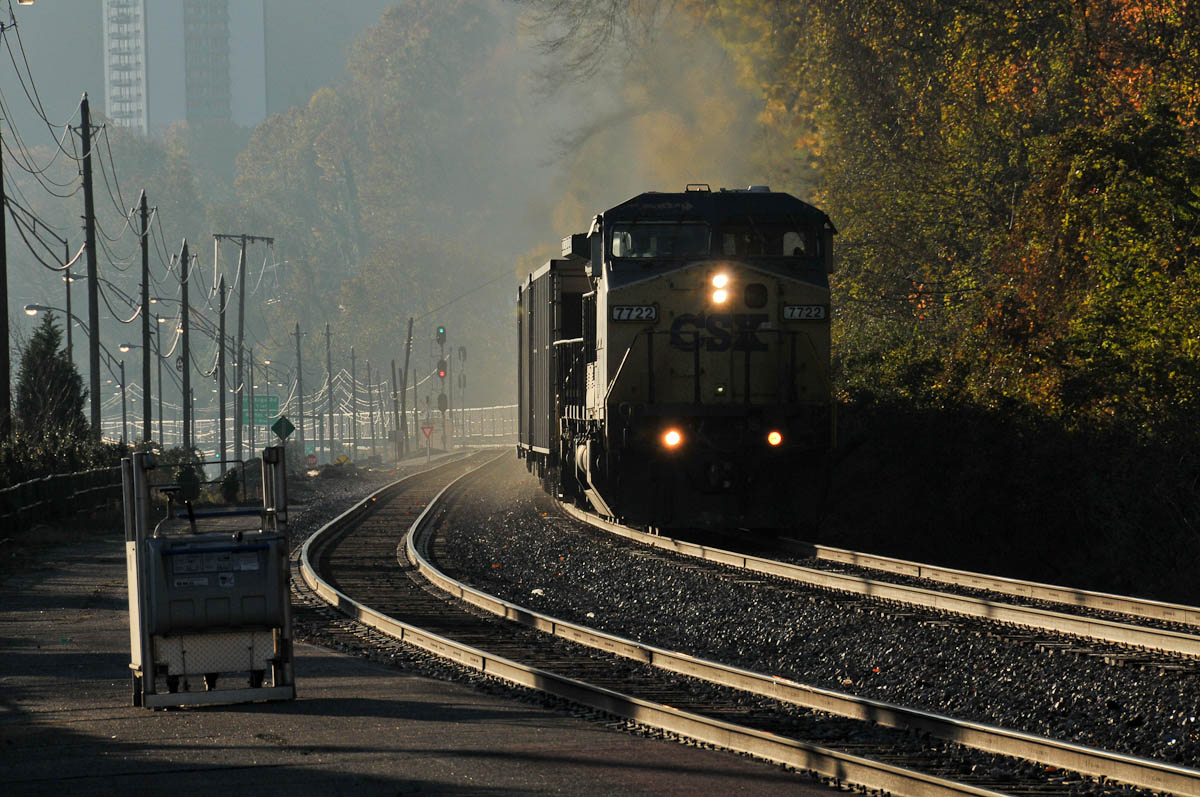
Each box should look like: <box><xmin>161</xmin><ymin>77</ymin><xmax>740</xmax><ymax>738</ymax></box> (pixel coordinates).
<box><xmin>2</xmin><ymin>1</ymin><xmax>83</xmax><ymax>140</ymax></box>
<box><xmin>97</xmin><ymin>281</ymin><xmax>143</xmax><ymax>324</ymax></box>
<box><xmin>414</xmin><ymin>265</ymin><xmax>513</xmax><ymax>321</ymax></box>
<box><xmin>97</xmin><ymin>126</ymin><xmax>130</xmax><ymax>213</ymax></box>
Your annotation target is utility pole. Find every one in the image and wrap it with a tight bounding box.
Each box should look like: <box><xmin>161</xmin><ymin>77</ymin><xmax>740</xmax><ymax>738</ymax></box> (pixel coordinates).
<box><xmin>64</xmin><ymin>260</ymin><xmax>72</xmax><ymax>360</ymax></box>
<box><xmin>292</xmin><ymin>323</ymin><xmax>305</xmax><ymax>450</ymax></box>
<box><xmin>458</xmin><ymin>346</ymin><xmax>467</xmax><ymax>443</ymax></box>
<box><xmin>410</xmin><ymin>357</ymin><xmax>419</xmax><ymax>451</ymax></box>
<box><xmin>325</xmin><ymin>323</ymin><xmax>334</xmax><ymax>460</ymax></box>
<box><xmin>376</xmin><ymin>379</ymin><xmax>387</xmax><ymax>457</ymax></box>
<box><xmin>400</xmin><ymin>317</ymin><xmax>413</xmax><ymax>457</ymax></box>
<box><xmin>213</xmin><ymin>233</ymin><xmax>273</xmax><ymax>462</ymax></box>
<box><xmin>390</xmin><ymin>360</ymin><xmax>401</xmax><ymax>462</ymax></box>
<box><xmin>437</xmin><ymin>325</ymin><xmax>447</xmax><ymax>450</ymax></box>
<box><xmin>231</xmin><ymin>239</ymin><xmax>243</xmax><ymax>463</ymax></box>
<box><xmin>139</xmin><ymin>191</ymin><xmax>151</xmax><ymax>442</ymax></box>
<box><xmin>366</xmin><ymin>361</ymin><xmax>375</xmax><ymax>459</ymax></box>
<box><xmin>180</xmin><ymin>240</ymin><xmax>191</xmax><ymax>450</ymax></box>
<box><xmin>217</xmin><ymin>275</ymin><xmax>227</xmax><ymax>472</ymax></box>
<box><xmin>80</xmin><ymin>93</ymin><xmax>101</xmax><ymax>440</ymax></box>
<box><xmin>317</xmin><ymin>385</ymin><xmax>325</xmax><ymax>463</ymax></box>
<box><xmin>350</xmin><ymin>347</ymin><xmax>358</xmax><ymax>460</ymax></box>
<box><xmin>155</xmin><ymin>317</ymin><xmax>163</xmax><ymax>446</ymax></box>
<box><xmin>119</xmin><ymin>360</ymin><xmax>127</xmax><ymax>445</ymax></box>
<box><xmin>247</xmin><ymin>347</ymin><xmax>254</xmax><ymax>452</ymax></box>
<box><xmin>0</xmin><ymin>105</ymin><xmax>8</xmax><ymax>438</ymax></box>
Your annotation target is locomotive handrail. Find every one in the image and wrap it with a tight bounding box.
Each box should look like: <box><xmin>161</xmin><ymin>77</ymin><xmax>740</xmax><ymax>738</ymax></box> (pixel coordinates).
<box><xmin>603</xmin><ymin>333</ymin><xmax>640</xmax><ymax>404</ymax></box>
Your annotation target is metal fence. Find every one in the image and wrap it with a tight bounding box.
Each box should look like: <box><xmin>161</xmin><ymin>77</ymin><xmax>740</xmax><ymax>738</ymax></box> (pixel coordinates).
<box><xmin>0</xmin><ymin>466</ymin><xmax>124</xmax><ymax>531</ymax></box>
<box><xmin>2</xmin><ymin>403</ymin><xmax>520</xmax><ymax>530</ymax></box>
<box><xmin>100</xmin><ymin>403</ymin><xmax>519</xmax><ymax>463</ymax></box>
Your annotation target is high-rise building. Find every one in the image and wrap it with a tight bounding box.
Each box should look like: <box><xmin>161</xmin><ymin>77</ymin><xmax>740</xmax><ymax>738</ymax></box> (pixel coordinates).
<box><xmin>102</xmin><ymin>0</ymin><xmax>149</xmax><ymax>134</ymax></box>
<box><xmin>142</xmin><ymin>0</ymin><xmax>264</xmax><ymax>131</ymax></box>
<box><xmin>182</xmin><ymin>0</ymin><xmax>231</xmax><ymax>124</ymax></box>
<box><xmin>6</xmin><ymin>0</ymin><xmax>393</xmax><ymax>138</ymax></box>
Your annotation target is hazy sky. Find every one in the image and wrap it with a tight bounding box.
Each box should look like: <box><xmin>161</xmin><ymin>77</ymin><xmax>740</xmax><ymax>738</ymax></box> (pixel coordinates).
<box><xmin>1</xmin><ymin>1</ymin><xmax>771</xmax><ymax>425</ymax></box>
<box><xmin>0</xmin><ymin>0</ymin><xmax>396</xmax><ymax>136</ymax></box>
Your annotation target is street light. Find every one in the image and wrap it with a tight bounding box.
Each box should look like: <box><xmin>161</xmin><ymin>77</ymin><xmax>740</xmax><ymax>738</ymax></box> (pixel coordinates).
<box><xmin>25</xmin><ymin>303</ymin><xmax>129</xmax><ymax>444</ymax></box>
<box><xmin>120</xmin><ymin>320</ymin><xmax>169</xmax><ymax>447</ymax></box>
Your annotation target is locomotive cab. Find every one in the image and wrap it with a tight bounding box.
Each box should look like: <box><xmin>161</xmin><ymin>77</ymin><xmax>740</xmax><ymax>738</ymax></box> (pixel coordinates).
<box><xmin>519</xmin><ymin>185</ymin><xmax>835</xmax><ymax>532</ymax></box>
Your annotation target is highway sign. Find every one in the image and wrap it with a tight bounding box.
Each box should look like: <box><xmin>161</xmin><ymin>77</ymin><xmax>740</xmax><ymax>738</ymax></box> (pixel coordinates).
<box><xmin>421</xmin><ymin>425</ymin><xmax>434</xmax><ymax>440</ymax></box>
<box><xmin>271</xmin><ymin>415</ymin><xmax>295</xmax><ymax>441</ymax></box>
<box><xmin>252</xmin><ymin>394</ymin><xmax>280</xmax><ymax>425</ymax></box>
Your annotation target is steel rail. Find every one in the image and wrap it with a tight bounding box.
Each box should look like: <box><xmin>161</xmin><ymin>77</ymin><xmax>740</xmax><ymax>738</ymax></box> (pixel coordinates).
<box><xmin>401</xmin><ymin>487</ymin><xmax>1200</xmax><ymax>796</ymax></box>
<box><xmin>562</xmin><ymin>504</ymin><xmax>1200</xmax><ymax>660</ymax></box>
<box><xmin>299</xmin><ymin>458</ymin><xmax>1005</xmax><ymax>797</ymax></box>
<box><xmin>781</xmin><ymin>538</ymin><xmax>1200</xmax><ymax>629</ymax></box>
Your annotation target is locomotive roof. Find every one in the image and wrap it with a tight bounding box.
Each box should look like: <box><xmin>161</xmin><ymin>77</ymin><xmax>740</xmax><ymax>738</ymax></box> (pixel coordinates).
<box><xmin>603</xmin><ymin>188</ymin><xmax>835</xmax><ymax>232</ymax></box>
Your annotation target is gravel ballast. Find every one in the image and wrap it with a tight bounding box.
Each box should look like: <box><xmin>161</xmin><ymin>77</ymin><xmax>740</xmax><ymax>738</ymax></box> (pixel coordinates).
<box><xmin>434</xmin><ymin>455</ymin><xmax>1200</xmax><ymax>768</ymax></box>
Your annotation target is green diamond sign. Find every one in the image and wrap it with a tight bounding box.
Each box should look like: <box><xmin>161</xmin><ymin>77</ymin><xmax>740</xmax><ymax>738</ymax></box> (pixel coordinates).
<box><xmin>270</xmin><ymin>415</ymin><xmax>295</xmax><ymax>441</ymax></box>
<box><xmin>253</xmin><ymin>394</ymin><xmax>280</xmax><ymax>425</ymax></box>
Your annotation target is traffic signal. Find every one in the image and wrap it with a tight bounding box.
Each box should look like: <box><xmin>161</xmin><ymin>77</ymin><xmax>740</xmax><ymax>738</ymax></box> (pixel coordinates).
<box><xmin>436</xmin><ymin>326</ymin><xmax>446</xmax><ymax>345</ymax></box>
<box><xmin>437</xmin><ymin>358</ymin><xmax>447</xmax><ymax>379</ymax></box>
<box><xmin>438</xmin><ymin>392</ymin><xmax>448</xmax><ymax>412</ymax></box>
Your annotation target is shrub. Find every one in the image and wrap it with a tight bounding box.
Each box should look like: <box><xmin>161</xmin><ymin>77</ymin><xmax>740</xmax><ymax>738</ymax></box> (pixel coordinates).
<box><xmin>219</xmin><ymin>469</ymin><xmax>240</xmax><ymax>504</ymax></box>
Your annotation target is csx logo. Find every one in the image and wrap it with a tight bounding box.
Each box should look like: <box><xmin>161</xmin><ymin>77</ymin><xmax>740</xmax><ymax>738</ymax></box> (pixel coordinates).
<box><xmin>669</xmin><ymin>313</ymin><xmax>768</xmax><ymax>352</ymax></box>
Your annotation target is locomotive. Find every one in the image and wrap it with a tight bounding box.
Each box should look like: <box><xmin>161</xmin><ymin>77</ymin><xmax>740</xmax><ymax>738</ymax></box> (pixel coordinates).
<box><xmin>518</xmin><ymin>184</ymin><xmax>835</xmax><ymax>531</ymax></box>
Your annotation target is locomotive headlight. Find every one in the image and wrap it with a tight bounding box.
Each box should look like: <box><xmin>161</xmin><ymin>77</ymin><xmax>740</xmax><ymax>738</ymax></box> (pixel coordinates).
<box><xmin>767</xmin><ymin>430</ymin><xmax>783</xmax><ymax>447</ymax></box>
<box><xmin>662</xmin><ymin>428</ymin><xmax>684</xmax><ymax>449</ymax></box>
<box><xmin>711</xmin><ymin>272</ymin><xmax>730</xmax><ymax>303</ymax></box>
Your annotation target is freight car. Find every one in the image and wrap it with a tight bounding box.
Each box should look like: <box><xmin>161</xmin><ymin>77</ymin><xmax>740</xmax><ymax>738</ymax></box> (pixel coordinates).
<box><xmin>518</xmin><ymin>184</ymin><xmax>835</xmax><ymax>531</ymax></box>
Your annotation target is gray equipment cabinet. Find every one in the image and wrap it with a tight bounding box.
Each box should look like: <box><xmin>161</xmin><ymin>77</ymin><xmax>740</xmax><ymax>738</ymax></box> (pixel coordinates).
<box><xmin>123</xmin><ymin>447</ymin><xmax>296</xmax><ymax>708</ymax></box>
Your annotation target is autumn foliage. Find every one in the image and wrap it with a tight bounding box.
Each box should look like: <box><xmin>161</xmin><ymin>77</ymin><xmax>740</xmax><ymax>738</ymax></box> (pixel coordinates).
<box><xmin>609</xmin><ymin>0</ymin><xmax>1200</xmax><ymax>597</ymax></box>
<box><xmin>696</xmin><ymin>0</ymin><xmax>1200</xmax><ymax>439</ymax></box>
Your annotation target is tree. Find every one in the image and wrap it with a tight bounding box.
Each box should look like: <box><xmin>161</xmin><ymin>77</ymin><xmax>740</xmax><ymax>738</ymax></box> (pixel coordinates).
<box><xmin>14</xmin><ymin>313</ymin><xmax>88</xmax><ymax>440</ymax></box>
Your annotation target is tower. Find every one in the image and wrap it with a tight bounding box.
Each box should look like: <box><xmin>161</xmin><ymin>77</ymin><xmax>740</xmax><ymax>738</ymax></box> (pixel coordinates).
<box><xmin>183</xmin><ymin>0</ymin><xmax>231</xmax><ymax>124</ymax></box>
<box><xmin>102</xmin><ymin>0</ymin><xmax>149</xmax><ymax>134</ymax></box>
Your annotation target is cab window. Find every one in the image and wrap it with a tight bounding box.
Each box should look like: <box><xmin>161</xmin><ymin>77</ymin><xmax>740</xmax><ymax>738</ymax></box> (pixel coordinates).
<box><xmin>609</xmin><ymin>223</ymin><xmax>709</xmax><ymax>259</ymax></box>
<box><xmin>721</xmin><ymin>223</ymin><xmax>822</xmax><ymax>258</ymax></box>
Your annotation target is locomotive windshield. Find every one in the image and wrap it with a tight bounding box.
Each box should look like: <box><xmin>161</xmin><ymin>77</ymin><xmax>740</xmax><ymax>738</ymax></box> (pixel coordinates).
<box><xmin>610</xmin><ymin>222</ymin><xmax>709</xmax><ymax>259</ymax></box>
<box><xmin>718</xmin><ymin>220</ymin><xmax>823</xmax><ymax>258</ymax></box>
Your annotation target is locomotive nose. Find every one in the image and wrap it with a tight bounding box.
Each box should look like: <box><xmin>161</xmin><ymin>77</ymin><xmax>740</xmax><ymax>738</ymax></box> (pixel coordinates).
<box><xmin>707</xmin><ymin>460</ymin><xmax>734</xmax><ymax>490</ymax></box>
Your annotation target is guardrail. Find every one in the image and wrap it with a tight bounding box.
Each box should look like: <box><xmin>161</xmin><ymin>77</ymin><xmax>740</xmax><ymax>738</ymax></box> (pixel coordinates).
<box><xmin>0</xmin><ymin>466</ymin><xmax>124</xmax><ymax>531</ymax></box>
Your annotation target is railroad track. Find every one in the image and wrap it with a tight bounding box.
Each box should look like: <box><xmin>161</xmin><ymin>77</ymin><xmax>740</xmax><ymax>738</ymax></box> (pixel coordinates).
<box><xmin>295</xmin><ymin>451</ymin><xmax>1200</xmax><ymax>796</ymax></box>
<box><xmin>779</xmin><ymin>539</ymin><xmax>1200</xmax><ymax>631</ymax></box>
<box><xmin>560</xmin><ymin>504</ymin><xmax>1200</xmax><ymax>664</ymax></box>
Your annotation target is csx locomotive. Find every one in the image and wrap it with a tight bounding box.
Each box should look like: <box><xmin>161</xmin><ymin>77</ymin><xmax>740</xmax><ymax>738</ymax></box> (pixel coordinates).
<box><xmin>518</xmin><ymin>185</ymin><xmax>835</xmax><ymax>531</ymax></box>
